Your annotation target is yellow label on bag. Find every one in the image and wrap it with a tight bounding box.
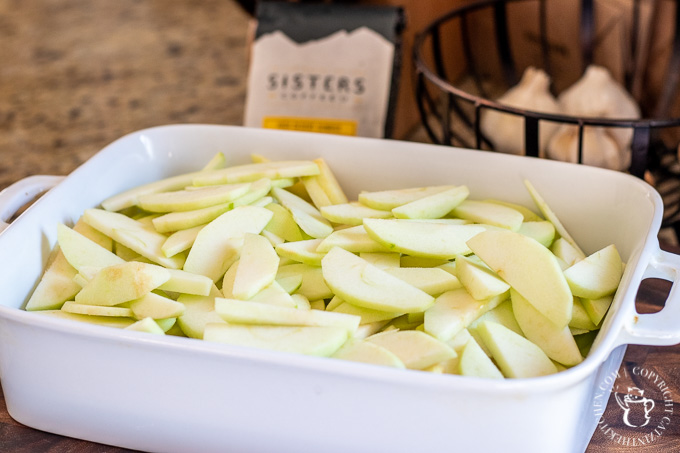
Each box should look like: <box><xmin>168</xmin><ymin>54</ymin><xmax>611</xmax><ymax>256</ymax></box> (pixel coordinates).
<box><xmin>263</xmin><ymin>117</ymin><xmax>357</xmax><ymax>136</ymax></box>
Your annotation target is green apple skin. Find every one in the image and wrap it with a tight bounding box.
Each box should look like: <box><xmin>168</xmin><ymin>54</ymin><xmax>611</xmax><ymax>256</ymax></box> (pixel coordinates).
<box><xmin>563</xmin><ymin>244</ymin><xmax>623</xmax><ymax>299</ymax></box>
<box><xmin>511</xmin><ymin>289</ymin><xmax>583</xmax><ymax>367</ymax></box>
<box><xmin>321</xmin><ymin>247</ymin><xmax>435</xmax><ymax>314</ymax></box>
<box><xmin>476</xmin><ymin>320</ymin><xmax>558</xmax><ymax>378</ymax></box>
<box><xmin>467</xmin><ymin>229</ymin><xmax>573</xmax><ymax>328</ymax></box>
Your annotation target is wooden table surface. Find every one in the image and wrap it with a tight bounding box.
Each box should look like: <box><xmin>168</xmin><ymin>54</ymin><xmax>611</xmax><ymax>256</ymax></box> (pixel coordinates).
<box><xmin>1</xmin><ymin>1</ymin><xmax>680</xmax><ymax>452</ymax></box>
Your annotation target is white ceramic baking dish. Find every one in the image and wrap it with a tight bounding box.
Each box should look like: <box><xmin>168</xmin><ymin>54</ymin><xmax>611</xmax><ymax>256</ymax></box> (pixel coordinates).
<box><xmin>0</xmin><ymin>125</ymin><xmax>679</xmax><ymax>453</ymax></box>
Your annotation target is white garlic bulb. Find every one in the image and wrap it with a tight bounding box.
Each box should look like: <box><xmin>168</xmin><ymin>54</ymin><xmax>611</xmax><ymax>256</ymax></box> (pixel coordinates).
<box><xmin>547</xmin><ymin>124</ymin><xmax>629</xmax><ymax>170</ymax></box>
<box><xmin>557</xmin><ymin>65</ymin><xmax>640</xmax><ymax>152</ymax></box>
<box><xmin>480</xmin><ymin>67</ymin><xmax>561</xmax><ymax>155</ymax></box>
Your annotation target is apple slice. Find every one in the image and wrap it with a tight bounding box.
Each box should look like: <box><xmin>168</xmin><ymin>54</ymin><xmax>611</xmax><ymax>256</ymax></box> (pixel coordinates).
<box><xmin>424</xmin><ymin>288</ymin><xmax>505</xmax><ymax>342</ymax></box>
<box><xmin>275</xmin><ymin>239</ymin><xmax>326</xmax><ymax>266</ymax></box>
<box><xmin>83</xmin><ymin>208</ymin><xmax>185</xmax><ymax>269</ymax></box>
<box><xmin>162</xmin><ymin>225</ymin><xmax>204</xmax><ymax>258</ymax></box>
<box><xmin>249</xmin><ymin>281</ymin><xmax>297</xmax><ymax>308</ymax></box>
<box><xmin>152</xmin><ymin>178</ymin><xmax>272</xmax><ymax>233</ymax></box>
<box><xmin>391</xmin><ymin>185</ymin><xmax>469</xmax><ymax>219</ymax></box>
<box><xmin>359</xmin><ymin>252</ymin><xmax>401</xmax><ymax>269</ymax></box>
<box><xmin>363</xmin><ymin>218</ymin><xmax>485</xmax><ymax>259</ymax></box>
<box><xmin>214</xmin><ymin>298</ymin><xmax>360</xmax><ymax>332</ymax></box>
<box><xmin>300</xmin><ymin>175</ymin><xmax>332</xmax><ymax>209</ymax></box>
<box><xmin>192</xmin><ymin>160</ymin><xmax>320</xmax><ymax>186</ymax></box>
<box><xmin>62</xmin><ymin>301</ymin><xmax>134</xmax><ymax>318</ymax></box>
<box><xmin>550</xmin><ymin>237</ymin><xmax>583</xmax><ymax>268</ymax></box>
<box><xmin>358</xmin><ymin>185</ymin><xmax>456</xmax><ymax>210</ymax></box>
<box><xmin>332</xmin><ymin>339</ymin><xmax>405</xmax><ymax>368</ymax></box>
<box><xmin>183</xmin><ymin>205</ymin><xmax>273</xmax><ymax>282</ymax></box>
<box><xmin>201</xmin><ymin>151</ymin><xmax>227</xmax><ymax>170</ymax></box>
<box><xmin>458</xmin><ymin>337</ymin><xmax>504</xmax><ymax>379</ymax></box>
<box><xmin>313</xmin><ymin>158</ymin><xmax>348</xmax><ymax>205</ymax></box>
<box><xmin>563</xmin><ymin>244</ymin><xmax>623</xmax><ymax>299</ymax></box>
<box><xmin>511</xmin><ymin>289</ymin><xmax>583</xmax><ymax>366</ymax></box>
<box><xmin>455</xmin><ymin>254</ymin><xmax>510</xmax><ymax>300</ymax></box>
<box><xmin>57</xmin><ymin>223</ymin><xmax>125</xmax><ymax>272</ymax></box>
<box><xmin>35</xmin><ymin>310</ymin><xmax>136</xmax><ymax>329</ymax></box>
<box><xmin>275</xmin><ymin>273</ymin><xmax>303</xmax><ymax>295</ymax></box>
<box><xmin>320</xmin><ymin>202</ymin><xmax>393</xmax><ymax>225</ymax></box>
<box><xmin>383</xmin><ymin>267</ymin><xmax>461</xmax><ymax>296</ymax></box>
<box><xmin>524</xmin><ymin>180</ymin><xmax>586</xmax><ymax>259</ymax></box>
<box><xmin>316</xmin><ymin>225</ymin><xmax>392</xmax><ymax>253</ymax></box>
<box><xmin>450</xmin><ymin>200</ymin><xmax>524</xmax><ymax>231</ymax></box>
<box><xmin>330</xmin><ymin>299</ymin><xmax>403</xmax><ymax>324</ymax></box>
<box><xmin>517</xmin><ymin>221</ymin><xmax>555</xmax><ymax>248</ymax></box>
<box><xmin>123</xmin><ymin>317</ymin><xmax>166</xmax><ymax>335</ymax></box>
<box><xmin>476</xmin><ymin>320</ymin><xmax>558</xmax><ymax>378</ymax></box>
<box><xmin>25</xmin><ymin>243</ymin><xmax>80</xmax><ymax>311</ymax></box>
<box><xmin>127</xmin><ymin>292</ymin><xmax>186</xmax><ymax>319</ymax></box>
<box><xmin>176</xmin><ymin>285</ymin><xmax>225</xmax><ymax>339</ymax></box>
<box><xmin>321</xmin><ymin>247</ymin><xmax>435</xmax><ymax>313</ymax></box>
<box><xmin>203</xmin><ymin>323</ymin><xmax>349</xmax><ymax>357</ymax></box>
<box><xmin>75</xmin><ymin>261</ymin><xmax>170</xmax><ymax>306</ymax></box>
<box><xmin>580</xmin><ymin>295</ymin><xmax>613</xmax><ymax>326</ymax></box>
<box><xmin>263</xmin><ymin>202</ymin><xmax>303</xmax><ymax>242</ymax></box>
<box><xmin>276</xmin><ymin>263</ymin><xmax>334</xmax><ymax>301</ymax></box>
<box><xmin>468</xmin><ymin>299</ymin><xmax>523</xmax><ymax>337</ymax></box>
<box><xmin>569</xmin><ymin>298</ymin><xmax>598</xmax><ymax>330</ymax></box>
<box><xmin>232</xmin><ymin>233</ymin><xmax>280</xmax><ymax>300</ymax></box>
<box><xmin>272</xmin><ymin>187</ymin><xmax>333</xmax><ymax>238</ymax></box>
<box><xmin>485</xmin><ymin>199</ymin><xmax>543</xmax><ymax>222</ymax></box>
<box><xmin>365</xmin><ymin>330</ymin><xmax>456</xmax><ymax>370</ymax></box>
<box><xmin>101</xmin><ymin>169</ymin><xmax>213</xmax><ymax>212</ymax></box>
<box><xmin>467</xmin><ymin>229</ymin><xmax>573</xmax><ymax>328</ymax></box>
<box><xmin>138</xmin><ymin>183</ymin><xmax>251</xmax><ymax>212</ymax></box>
<box><xmin>158</xmin><ymin>268</ymin><xmax>213</xmax><ymax>296</ymax></box>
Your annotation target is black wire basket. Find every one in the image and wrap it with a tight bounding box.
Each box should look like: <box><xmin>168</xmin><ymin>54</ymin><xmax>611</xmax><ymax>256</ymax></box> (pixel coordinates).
<box><xmin>413</xmin><ymin>0</ymin><xmax>680</xmax><ymax>236</ymax></box>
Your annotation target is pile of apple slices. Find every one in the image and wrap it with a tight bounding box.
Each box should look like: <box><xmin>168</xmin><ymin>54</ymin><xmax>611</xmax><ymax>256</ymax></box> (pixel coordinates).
<box><xmin>25</xmin><ymin>152</ymin><xmax>624</xmax><ymax>379</ymax></box>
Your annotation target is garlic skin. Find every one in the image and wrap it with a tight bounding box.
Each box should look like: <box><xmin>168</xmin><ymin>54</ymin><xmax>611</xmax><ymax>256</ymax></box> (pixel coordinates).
<box><xmin>557</xmin><ymin>65</ymin><xmax>640</xmax><ymax>152</ymax></box>
<box><xmin>480</xmin><ymin>67</ymin><xmax>561</xmax><ymax>155</ymax></box>
<box><xmin>547</xmin><ymin>125</ymin><xmax>628</xmax><ymax>170</ymax></box>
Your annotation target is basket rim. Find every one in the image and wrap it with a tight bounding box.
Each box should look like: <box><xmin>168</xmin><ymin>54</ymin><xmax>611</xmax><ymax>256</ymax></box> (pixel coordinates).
<box><xmin>412</xmin><ymin>0</ymin><xmax>680</xmax><ymax>128</ymax></box>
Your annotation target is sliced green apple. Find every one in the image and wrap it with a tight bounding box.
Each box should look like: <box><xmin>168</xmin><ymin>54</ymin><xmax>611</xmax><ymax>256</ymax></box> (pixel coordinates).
<box><xmin>358</xmin><ymin>185</ymin><xmax>456</xmax><ymax>210</ymax></box>
<box><xmin>276</xmin><ymin>263</ymin><xmax>334</xmax><ymax>301</ymax></box>
<box><xmin>458</xmin><ymin>337</ymin><xmax>504</xmax><ymax>379</ymax></box>
<box><xmin>383</xmin><ymin>267</ymin><xmax>461</xmax><ymax>296</ymax></box>
<box><xmin>263</xmin><ymin>202</ymin><xmax>303</xmax><ymax>242</ymax></box>
<box><xmin>313</xmin><ymin>158</ymin><xmax>348</xmax><ymax>205</ymax></box>
<box><xmin>183</xmin><ymin>205</ymin><xmax>273</xmax><ymax>282</ymax></box>
<box><xmin>511</xmin><ymin>289</ymin><xmax>583</xmax><ymax>366</ymax></box>
<box><xmin>563</xmin><ymin>244</ymin><xmax>623</xmax><ymax>299</ymax></box>
<box><xmin>450</xmin><ymin>200</ymin><xmax>524</xmax><ymax>231</ymax></box>
<box><xmin>192</xmin><ymin>160</ymin><xmax>320</xmax><ymax>186</ymax></box>
<box><xmin>316</xmin><ymin>225</ymin><xmax>392</xmax><ymax>253</ymax></box>
<box><xmin>138</xmin><ymin>183</ymin><xmax>251</xmax><ymax>213</ymax></box>
<box><xmin>203</xmin><ymin>323</ymin><xmax>348</xmax><ymax>357</ymax></box>
<box><xmin>580</xmin><ymin>295</ymin><xmax>613</xmax><ymax>326</ymax></box>
<box><xmin>332</xmin><ymin>339</ymin><xmax>405</xmax><ymax>368</ymax></box>
<box><xmin>476</xmin><ymin>320</ymin><xmax>558</xmax><ymax>378</ymax></box>
<box><xmin>320</xmin><ymin>202</ymin><xmax>393</xmax><ymax>225</ymax></box>
<box><xmin>57</xmin><ymin>223</ymin><xmax>125</xmax><ymax>272</ymax></box>
<box><xmin>272</xmin><ymin>187</ymin><xmax>333</xmax><ymax>239</ymax></box>
<box><xmin>275</xmin><ymin>239</ymin><xmax>326</xmax><ymax>266</ymax></box>
<box><xmin>127</xmin><ymin>292</ymin><xmax>186</xmax><ymax>320</ymax></box>
<box><xmin>365</xmin><ymin>330</ymin><xmax>456</xmax><ymax>370</ymax></box>
<box><xmin>62</xmin><ymin>301</ymin><xmax>133</xmax><ymax>318</ymax></box>
<box><xmin>467</xmin><ymin>229</ymin><xmax>573</xmax><ymax>328</ymax></box>
<box><xmin>123</xmin><ymin>317</ymin><xmax>166</xmax><ymax>335</ymax></box>
<box><xmin>232</xmin><ymin>233</ymin><xmax>280</xmax><ymax>300</ymax></box>
<box><xmin>321</xmin><ymin>247</ymin><xmax>434</xmax><ymax>313</ymax></box>
<box><xmin>455</xmin><ymin>254</ymin><xmax>510</xmax><ymax>300</ymax></box>
<box><xmin>391</xmin><ymin>185</ymin><xmax>469</xmax><ymax>219</ymax></box>
<box><xmin>363</xmin><ymin>218</ymin><xmax>485</xmax><ymax>259</ymax></box>
<box><xmin>517</xmin><ymin>221</ymin><xmax>555</xmax><ymax>248</ymax></box>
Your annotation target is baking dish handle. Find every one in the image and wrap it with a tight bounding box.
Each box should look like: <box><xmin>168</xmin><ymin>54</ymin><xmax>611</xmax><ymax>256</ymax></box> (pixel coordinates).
<box><xmin>616</xmin><ymin>246</ymin><xmax>680</xmax><ymax>347</ymax></box>
<box><xmin>0</xmin><ymin>175</ymin><xmax>64</xmax><ymax>234</ymax></box>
